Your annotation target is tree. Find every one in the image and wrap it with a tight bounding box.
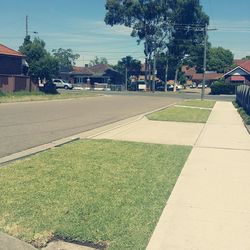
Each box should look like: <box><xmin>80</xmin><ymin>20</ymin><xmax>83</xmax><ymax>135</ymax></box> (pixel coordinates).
<box><xmin>242</xmin><ymin>55</ymin><xmax>250</xmax><ymax>60</ymax></box>
<box><xmin>114</xmin><ymin>56</ymin><xmax>141</xmax><ymax>77</ymax></box>
<box><xmin>114</xmin><ymin>56</ymin><xmax>141</xmax><ymax>89</ymax></box>
<box><xmin>89</xmin><ymin>56</ymin><xmax>108</xmax><ymax>66</ymax></box>
<box><xmin>19</xmin><ymin>36</ymin><xmax>59</xmax><ymax>80</ymax></box>
<box><xmin>105</xmin><ymin>0</ymin><xmax>173</xmax><ymax>88</ymax></box>
<box><xmin>207</xmin><ymin>47</ymin><xmax>234</xmax><ymax>73</ymax></box>
<box><xmin>52</xmin><ymin>48</ymin><xmax>80</xmax><ymax>71</ymax></box>
<box><xmin>105</xmin><ymin>0</ymin><xmax>209</xmax><ymax>91</ymax></box>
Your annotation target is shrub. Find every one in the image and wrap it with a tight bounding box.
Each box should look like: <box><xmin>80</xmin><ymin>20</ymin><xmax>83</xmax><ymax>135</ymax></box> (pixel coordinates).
<box><xmin>0</xmin><ymin>90</ymin><xmax>6</xmax><ymax>97</ymax></box>
<box><xmin>210</xmin><ymin>81</ymin><xmax>237</xmax><ymax>95</ymax></box>
<box><xmin>41</xmin><ymin>81</ymin><xmax>58</xmax><ymax>94</ymax></box>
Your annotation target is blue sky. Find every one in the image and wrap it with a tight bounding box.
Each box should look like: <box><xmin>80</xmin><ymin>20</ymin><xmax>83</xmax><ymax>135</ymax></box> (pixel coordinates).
<box><xmin>1</xmin><ymin>0</ymin><xmax>250</xmax><ymax>65</ymax></box>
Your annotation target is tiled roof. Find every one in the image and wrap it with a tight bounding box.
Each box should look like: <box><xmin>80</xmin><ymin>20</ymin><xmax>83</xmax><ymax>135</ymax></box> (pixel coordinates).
<box><xmin>240</xmin><ymin>60</ymin><xmax>250</xmax><ymax>73</ymax></box>
<box><xmin>182</xmin><ymin>66</ymin><xmax>196</xmax><ymax>76</ymax></box>
<box><xmin>71</xmin><ymin>66</ymin><xmax>93</xmax><ymax>75</ymax></box>
<box><xmin>234</xmin><ymin>59</ymin><xmax>249</xmax><ymax>67</ymax></box>
<box><xmin>192</xmin><ymin>73</ymin><xmax>223</xmax><ymax>80</ymax></box>
<box><xmin>89</xmin><ymin>64</ymin><xmax>113</xmax><ymax>75</ymax></box>
<box><xmin>0</xmin><ymin>44</ymin><xmax>24</xmax><ymax>57</ymax></box>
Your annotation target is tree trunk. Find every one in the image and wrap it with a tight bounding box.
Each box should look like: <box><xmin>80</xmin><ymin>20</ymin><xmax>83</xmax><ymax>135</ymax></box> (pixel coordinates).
<box><xmin>173</xmin><ymin>67</ymin><xmax>178</xmax><ymax>92</ymax></box>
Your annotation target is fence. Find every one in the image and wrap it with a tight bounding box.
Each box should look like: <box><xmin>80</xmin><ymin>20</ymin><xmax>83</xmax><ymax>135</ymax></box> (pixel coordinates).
<box><xmin>236</xmin><ymin>85</ymin><xmax>250</xmax><ymax>115</ymax></box>
<box><xmin>0</xmin><ymin>75</ymin><xmax>38</xmax><ymax>93</ymax></box>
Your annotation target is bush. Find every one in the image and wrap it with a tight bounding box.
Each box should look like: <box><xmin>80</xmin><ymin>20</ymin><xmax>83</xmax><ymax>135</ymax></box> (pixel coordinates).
<box><xmin>210</xmin><ymin>81</ymin><xmax>237</xmax><ymax>95</ymax></box>
<box><xmin>0</xmin><ymin>90</ymin><xmax>6</xmax><ymax>97</ymax></box>
<box><xmin>41</xmin><ymin>81</ymin><xmax>58</xmax><ymax>94</ymax></box>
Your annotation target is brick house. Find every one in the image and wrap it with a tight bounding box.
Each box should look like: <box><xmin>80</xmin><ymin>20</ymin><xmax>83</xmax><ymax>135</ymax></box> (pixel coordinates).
<box><xmin>60</xmin><ymin>64</ymin><xmax>123</xmax><ymax>86</ymax></box>
<box><xmin>0</xmin><ymin>44</ymin><xmax>37</xmax><ymax>93</ymax></box>
<box><xmin>223</xmin><ymin>60</ymin><xmax>250</xmax><ymax>86</ymax></box>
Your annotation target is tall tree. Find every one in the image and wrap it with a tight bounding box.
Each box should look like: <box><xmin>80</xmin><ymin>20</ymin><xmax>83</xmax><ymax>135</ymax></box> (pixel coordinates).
<box><xmin>114</xmin><ymin>56</ymin><xmax>141</xmax><ymax>77</ymax></box>
<box><xmin>207</xmin><ymin>47</ymin><xmax>234</xmax><ymax>73</ymax></box>
<box><xmin>52</xmin><ymin>48</ymin><xmax>80</xmax><ymax>71</ymax></box>
<box><xmin>89</xmin><ymin>56</ymin><xmax>108</xmax><ymax>66</ymax></box>
<box><xmin>105</xmin><ymin>0</ymin><xmax>173</xmax><ymax>88</ymax></box>
<box><xmin>19</xmin><ymin>36</ymin><xmax>59</xmax><ymax>80</ymax></box>
<box><xmin>167</xmin><ymin>0</ymin><xmax>209</xmax><ymax>90</ymax></box>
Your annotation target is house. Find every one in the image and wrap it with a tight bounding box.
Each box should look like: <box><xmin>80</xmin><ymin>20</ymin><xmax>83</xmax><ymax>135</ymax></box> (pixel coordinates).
<box><xmin>223</xmin><ymin>60</ymin><xmax>250</xmax><ymax>85</ymax></box>
<box><xmin>60</xmin><ymin>64</ymin><xmax>123</xmax><ymax>86</ymax></box>
<box><xmin>0</xmin><ymin>44</ymin><xmax>36</xmax><ymax>93</ymax></box>
<box><xmin>192</xmin><ymin>72</ymin><xmax>223</xmax><ymax>85</ymax></box>
<box><xmin>181</xmin><ymin>65</ymin><xmax>223</xmax><ymax>85</ymax></box>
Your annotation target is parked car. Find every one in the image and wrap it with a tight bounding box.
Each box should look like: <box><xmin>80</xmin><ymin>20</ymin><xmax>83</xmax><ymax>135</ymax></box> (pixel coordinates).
<box><xmin>190</xmin><ymin>82</ymin><xmax>197</xmax><ymax>88</ymax></box>
<box><xmin>197</xmin><ymin>83</ymin><xmax>207</xmax><ymax>89</ymax></box>
<box><xmin>52</xmin><ymin>79</ymin><xmax>73</xmax><ymax>89</ymax></box>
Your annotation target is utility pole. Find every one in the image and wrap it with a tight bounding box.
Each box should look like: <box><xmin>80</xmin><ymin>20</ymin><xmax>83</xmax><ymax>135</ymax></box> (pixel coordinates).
<box><xmin>26</xmin><ymin>15</ymin><xmax>29</xmax><ymax>37</ymax></box>
<box><xmin>201</xmin><ymin>24</ymin><xmax>217</xmax><ymax>100</ymax></box>
<box><xmin>152</xmin><ymin>50</ymin><xmax>156</xmax><ymax>92</ymax></box>
<box><xmin>201</xmin><ymin>24</ymin><xmax>207</xmax><ymax>100</ymax></box>
<box><xmin>125</xmin><ymin>66</ymin><xmax>128</xmax><ymax>91</ymax></box>
<box><xmin>144</xmin><ymin>41</ymin><xmax>148</xmax><ymax>90</ymax></box>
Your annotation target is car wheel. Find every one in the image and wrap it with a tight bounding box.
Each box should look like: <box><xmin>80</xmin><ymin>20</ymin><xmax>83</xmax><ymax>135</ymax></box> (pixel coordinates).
<box><xmin>64</xmin><ymin>85</ymin><xmax>69</xmax><ymax>90</ymax></box>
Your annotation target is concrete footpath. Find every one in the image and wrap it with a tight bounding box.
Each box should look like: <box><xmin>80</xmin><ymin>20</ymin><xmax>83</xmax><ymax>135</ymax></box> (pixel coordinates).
<box><xmin>1</xmin><ymin>101</ymin><xmax>250</xmax><ymax>250</ymax></box>
<box><xmin>147</xmin><ymin>102</ymin><xmax>250</xmax><ymax>249</ymax></box>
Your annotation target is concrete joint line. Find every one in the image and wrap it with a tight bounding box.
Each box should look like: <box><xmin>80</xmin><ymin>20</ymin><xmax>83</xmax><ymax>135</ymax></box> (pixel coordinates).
<box><xmin>174</xmin><ymin>105</ymin><xmax>212</xmax><ymax>110</ymax></box>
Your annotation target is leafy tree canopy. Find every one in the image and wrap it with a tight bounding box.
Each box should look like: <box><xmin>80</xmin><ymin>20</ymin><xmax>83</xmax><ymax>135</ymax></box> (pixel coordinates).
<box><xmin>52</xmin><ymin>48</ymin><xmax>80</xmax><ymax>71</ymax></box>
<box><xmin>207</xmin><ymin>47</ymin><xmax>234</xmax><ymax>73</ymax></box>
<box><xmin>114</xmin><ymin>56</ymin><xmax>141</xmax><ymax>77</ymax></box>
<box><xmin>242</xmin><ymin>55</ymin><xmax>250</xmax><ymax>60</ymax></box>
<box><xmin>19</xmin><ymin>36</ymin><xmax>59</xmax><ymax>80</ymax></box>
<box><xmin>89</xmin><ymin>56</ymin><xmax>109</xmax><ymax>66</ymax></box>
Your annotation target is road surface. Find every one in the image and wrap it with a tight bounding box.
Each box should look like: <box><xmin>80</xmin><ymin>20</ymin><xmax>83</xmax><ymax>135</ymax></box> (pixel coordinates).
<box><xmin>0</xmin><ymin>94</ymin><xmax>181</xmax><ymax>158</ymax></box>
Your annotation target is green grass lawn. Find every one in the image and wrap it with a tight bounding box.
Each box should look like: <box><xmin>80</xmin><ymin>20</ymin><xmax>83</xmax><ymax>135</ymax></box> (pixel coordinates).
<box><xmin>0</xmin><ymin>140</ymin><xmax>191</xmax><ymax>249</ymax></box>
<box><xmin>147</xmin><ymin>99</ymin><xmax>216</xmax><ymax>123</ymax></box>
<box><xmin>181</xmin><ymin>99</ymin><xmax>216</xmax><ymax>108</ymax></box>
<box><xmin>0</xmin><ymin>91</ymin><xmax>99</xmax><ymax>103</ymax></box>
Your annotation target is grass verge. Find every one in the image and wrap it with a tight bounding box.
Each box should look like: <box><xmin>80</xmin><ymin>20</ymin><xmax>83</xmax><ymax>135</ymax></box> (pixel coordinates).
<box><xmin>0</xmin><ymin>91</ymin><xmax>99</xmax><ymax>103</ymax></box>
<box><xmin>147</xmin><ymin>99</ymin><xmax>215</xmax><ymax>123</ymax></box>
<box><xmin>0</xmin><ymin>139</ymin><xmax>191</xmax><ymax>249</ymax></box>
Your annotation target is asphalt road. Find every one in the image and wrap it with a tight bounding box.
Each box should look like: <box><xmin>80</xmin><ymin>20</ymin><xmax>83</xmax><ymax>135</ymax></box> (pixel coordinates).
<box><xmin>0</xmin><ymin>94</ymin><xmax>183</xmax><ymax>158</ymax></box>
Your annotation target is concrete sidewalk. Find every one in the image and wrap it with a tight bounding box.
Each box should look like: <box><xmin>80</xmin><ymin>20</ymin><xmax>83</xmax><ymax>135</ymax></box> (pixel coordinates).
<box><xmin>147</xmin><ymin>101</ymin><xmax>250</xmax><ymax>249</ymax></box>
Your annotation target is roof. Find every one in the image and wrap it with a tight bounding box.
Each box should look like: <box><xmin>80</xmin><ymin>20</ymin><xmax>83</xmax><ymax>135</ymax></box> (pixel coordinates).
<box><xmin>192</xmin><ymin>73</ymin><xmax>223</xmax><ymax>80</ymax></box>
<box><xmin>223</xmin><ymin>61</ymin><xmax>250</xmax><ymax>77</ymax></box>
<box><xmin>70</xmin><ymin>64</ymin><xmax>119</xmax><ymax>76</ymax></box>
<box><xmin>0</xmin><ymin>44</ymin><xmax>24</xmax><ymax>57</ymax></box>
<box><xmin>89</xmin><ymin>64</ymin><xmax>114</xmax><ymax>75</ymax></box>
<box><xmin>182</xmin><ymin>66</ymin><xmax>196</xmax><ymax>76</ymax></box>
<box><xmin>71</xmin><ymin>66</ymin><xmax>93</xmax><ymax>75</ymax></box>
<box><xmin>240</xmin><ymin>60</ymin><xmax>250</xmax><ymax>72</ymax></box>
<box><xmin>234</xmin><ymin>59</ymin><xmax>250</xmax><ymax>67</ymax></box>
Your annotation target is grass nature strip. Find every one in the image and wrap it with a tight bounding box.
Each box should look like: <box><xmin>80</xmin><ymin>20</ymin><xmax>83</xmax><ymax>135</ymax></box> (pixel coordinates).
<box><xmin>0</xmin><ymin>139</ymin><xmax>191</xmax><ymax>249</ymax></box>
<box><xmin>147</xmin><ymin>99</ymin><xmax>216</xmax><ymax>123</ymax></box>
<box><xmin>0</xmin><ymin>91</ymin><xmax>99</xmax><ymax>103</ymax></box>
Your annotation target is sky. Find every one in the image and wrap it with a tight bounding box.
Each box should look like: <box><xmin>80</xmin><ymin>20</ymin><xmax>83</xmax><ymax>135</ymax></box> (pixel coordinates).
<box><xmin>0</xmin><ymin>0</ymin><xmax>250</xmax><ymax>66</ymax></box>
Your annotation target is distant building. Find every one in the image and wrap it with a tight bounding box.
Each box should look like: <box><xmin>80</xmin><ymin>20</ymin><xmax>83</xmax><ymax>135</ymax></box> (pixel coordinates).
<box><xmin>60</xmin><ymin>64</ymin><xmax>123</xmax><ymax>86</ymax></box>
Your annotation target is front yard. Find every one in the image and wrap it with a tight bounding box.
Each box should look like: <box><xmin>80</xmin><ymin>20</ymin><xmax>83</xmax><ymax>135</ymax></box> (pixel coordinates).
<box><xmin>147</xmin><ymin>99</ymin><xmax>216</xmax><ymax>123</ymax></box>
<box><xmin>0</xmin><ymin>139</ymin><xmax>191</xmax><ymax>249</ymax></box>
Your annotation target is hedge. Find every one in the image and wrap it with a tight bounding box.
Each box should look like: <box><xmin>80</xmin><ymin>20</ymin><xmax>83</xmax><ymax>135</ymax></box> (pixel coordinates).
<box><xmin>210</xmin><ymin>81</ymin><xmax>237</xmax><ymax>95</ymax></box>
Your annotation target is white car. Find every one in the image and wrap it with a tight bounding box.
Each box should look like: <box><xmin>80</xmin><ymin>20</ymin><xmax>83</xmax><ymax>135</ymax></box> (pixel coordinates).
<box><xmin>52</xmin><ymin>79</ymin><xmax>73</xmax><ymax>89</ymax></box>
<box><xmin>197</xmin><ymin>84</ymin><xmax>207</xmax><ymax>89</ymax></box>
